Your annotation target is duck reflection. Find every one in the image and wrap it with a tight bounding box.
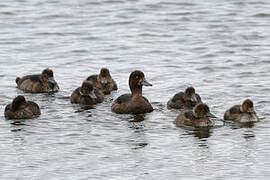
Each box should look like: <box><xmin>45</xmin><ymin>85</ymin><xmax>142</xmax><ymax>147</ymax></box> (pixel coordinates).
<box><xmin>131</xmin><ymin>142</ymin><xmax>148</xmax><ymax>150</ymax></box>
<box><xmin>227</xmin><ymin>120</ymin><xmax>256</xmax><ymax>129</ymax></box>
<box><xmin>184</xmin><ymin>127</ymin><xmax>213</xmax><ymax>139</ymax></box>
<box><xmin>124</xmin><ymin>114</ymin><xmax>149</xmax><ymax>150</ymax></box>
<box><xmin>193</xmin><ymin>128</ymin><xmax>212</xmax><ymax>139</ymax></box>
<box><xmin>128</xmin><ymin>115</ymin><xmax>146</xmax><ymax>131</ymax></box>
<box><xmin>129</xmin><ymin>114</ymin><xmax>145</xmax><ymax>123</ymax></box>
<box><xmin>242</xmin><ymin>130</ymin><xmax>255</xmax><ymax>139</ymax></box>
<box><xmin>238</xmin><ymin>122</ymin><xmax>256</xmax><ymax>128</ymax></box>
<box><xmin>9</xmin><ymin>120</ymin><xmax>27</xmax><ymax>132</ymax></box>
<box><xmin>72</xmin><ymin>104</ymin><xmax>95</xmax><ymax>113</ymax></box>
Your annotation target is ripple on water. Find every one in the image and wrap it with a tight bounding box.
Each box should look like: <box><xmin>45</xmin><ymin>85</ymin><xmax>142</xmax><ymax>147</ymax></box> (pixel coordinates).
<box><xmin>252</xmin><ymin>13</ymin><xmax>270</xmax><ymax>17</ymax></box>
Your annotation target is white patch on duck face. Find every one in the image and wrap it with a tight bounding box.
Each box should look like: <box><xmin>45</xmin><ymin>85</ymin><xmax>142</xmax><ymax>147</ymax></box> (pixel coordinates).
<box><xmin>239</xmin><ymin>114</ymin><xmax>258</xmax><ymax>123</ymax></box>
<box><xmin>48</xmin><ymin>85</ymin><xmax>59</xmax><ymax>92</ymax></box>
<box><xmin>53</xmin><ymin>85</ymin><xmax>59</xmax><ymax>91</ymax></box>
<box><xmin>100</xmin><ymin>77</ymin><xmax>107</xmax><ymax>84</ymax></box>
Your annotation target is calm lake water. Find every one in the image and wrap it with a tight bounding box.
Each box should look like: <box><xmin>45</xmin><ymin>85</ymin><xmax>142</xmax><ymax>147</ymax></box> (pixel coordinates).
<box><xmin>1</xmin><ymin>0</ymin><xmax>270</xmax><ymax>179</ymax></box>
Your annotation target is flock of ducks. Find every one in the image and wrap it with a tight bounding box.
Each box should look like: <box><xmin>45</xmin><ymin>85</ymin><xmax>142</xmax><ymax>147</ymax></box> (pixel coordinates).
<box><xmin>4</xmin><ymin>68</ymin><xmax>259</xmax><ymax>127</ymax></box>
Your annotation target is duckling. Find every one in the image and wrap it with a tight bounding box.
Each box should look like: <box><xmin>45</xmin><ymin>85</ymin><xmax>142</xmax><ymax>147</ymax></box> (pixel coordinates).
<box><xmin>86</xmin><ymin>68</ymin><xmax>117</xmax><ymax>95</ymax></box>
<box><xmin>224</xmin><ymin>99</ymin><xmax>258</xmax><ymax>123</ymax></box>
<box><xmin>71</xmin><ymin>80</ymin><xmax>104</xmax><ymax>105</ymax></box>
<box><xmin>4</xmin><ymin>95</ymin><xmax>41</xmax><ymax>119</ymax></box>
<box><xmin>16</xmin><ymin>68</ymin><xmax>59</xmax><ymax>93</ymax></box>
<box><xmin>174</xmin><ymin>103</ymin><xmax>214</xmax><ymax>127</ymax></box>
<box><xmin>167</xmin><ymin>87</ymin><xmax>202</xmax><ymax>110</ymax></box>
<box><xmin>111</xmin><ymin>70</ymin><xmax>153</xmax><ymax>114</ymax></box>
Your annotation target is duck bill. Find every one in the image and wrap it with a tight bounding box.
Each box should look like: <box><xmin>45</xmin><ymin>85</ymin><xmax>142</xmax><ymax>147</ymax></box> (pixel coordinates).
<box><xmin>191</xmin><ymin>94</ymin><xmax>197</xmax><ymax>103</ymax></box>
<box><xmin>53</xmin><ymin>85</ymin><xmax>59</xmax><ymax>91</ymax></box>
<box><xmin>101</xmin><ymin>77</ymin><xmax>108</xmax><ymax>84</ymax></box>
<box><xmin>49</xmin><ymin>77</ymin><xmax>57</xmax><ymax>84</ymax></box>
<box><xmin>207</xmin><ymin>112</ymin><xmax>216</xmax><ymax>118</ymax></box>
<box><xmin>248</xmin><ymin>108</ymin><xmax>255</xmax><ymax>113</ymax></box>
<box><xmin>89</xmin><ymin>91</ymin><xmax>97</xmax><ymax>99</ymax></box>
<box><xmin>142</xmin><ymin>79</ymin><xmax>152</xmax><ymax>86</ymax></box>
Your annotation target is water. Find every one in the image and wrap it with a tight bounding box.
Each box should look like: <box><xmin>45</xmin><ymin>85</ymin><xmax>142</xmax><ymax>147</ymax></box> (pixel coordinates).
<box><xmin>1</xmin><ymin>0</ymin><xmax>270</xmax><ymax>179</ymax></box>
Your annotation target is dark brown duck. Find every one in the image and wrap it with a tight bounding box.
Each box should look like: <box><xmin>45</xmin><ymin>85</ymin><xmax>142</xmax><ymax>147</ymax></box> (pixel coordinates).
<box><xmin>71</xmin><ymin>80</ymin><xmax>104</xmax><ymax>105</ymax></box>
<box><xmin>4</xmin><ymin>95</ymin><xmax>41</xmax><ymax>119</ymax></box>
<box><xmin>16</xmin><ymin>68</ymin><xmax>59</xmax><ymax>93</ymax></box>
<box><xmin>224</xmin><ymin>99</ymin><xmax>258</xmax><ymax>123</ymax></box>
<box><xmin>86</xmin><ymin>68</ymin><xmax>117</xmax><ymax>95</ymax></box>
<box><xmin>111</xmin><ymin>70</ymin><xmax>153</xmax><ymax>114</ymax></box>
<box><xmin>174</xmin><ymin>103</ymin><xmax>214</xmax><ymax>127</ymax></box>
<box><xmin>167</xmin><ymin>87</ymin><xmax>202</xmax><ymax>110</ymax></box>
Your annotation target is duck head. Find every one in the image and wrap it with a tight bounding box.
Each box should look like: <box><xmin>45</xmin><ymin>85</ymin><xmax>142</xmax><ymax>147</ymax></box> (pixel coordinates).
<box><xmin>241</xmin><ymin>99</ymin><xmax>256</xmax><ymax>114</ymax></box>
<box><xmin>41</xmin><ymin>68</ymin><xmax>55</xmax><ymax>83</ymax></box>
<box><xmin>98</xmin><ymin>68</ymin><xmax>111</xmax><ymax>85</ymax></box>
<box><xmin>41</xmin><ymin>68</ymin><xmax>58</xmax><ymax>91</ymax></box>
<box><xmin>11</xmin><ymin>95</ymin><xmax>27</xmax><ymax>111</ymax></box>
<box><xmin>193</xmin><ymin>103</ymin><xmax>210</xmax><ymax>118</ymax></box>
<box><xmin>129</xmin><ymin>70</ymin><xmax>152</xmax><ymax>95</ymax></box>
<box><xmin>80</xmin><ymin>81</ymin><xmax>96</xmax><ymax>99</ymax></box>
<box><xmin>184</xmin><ymin>87</ymin><xmax>198</xmax><ymax>103</ymax></box>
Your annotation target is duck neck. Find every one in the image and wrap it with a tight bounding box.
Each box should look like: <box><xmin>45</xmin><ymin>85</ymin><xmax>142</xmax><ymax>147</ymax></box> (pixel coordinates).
<box><xmin>240</xmin><ymin>106</ymin><xmax>244</xmax><ymax>113</ymax></box>
<box><xmin>131</xmin><ymin>86</ymin><xmax>142</xmax><ymax>98</ymax></box>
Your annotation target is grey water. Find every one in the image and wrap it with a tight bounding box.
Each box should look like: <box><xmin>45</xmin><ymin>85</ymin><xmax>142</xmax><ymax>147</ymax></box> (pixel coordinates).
<box><xmin>1</xmin><ymin>0</ymin><xmax>270</xmax><ymax>179</ymax></box>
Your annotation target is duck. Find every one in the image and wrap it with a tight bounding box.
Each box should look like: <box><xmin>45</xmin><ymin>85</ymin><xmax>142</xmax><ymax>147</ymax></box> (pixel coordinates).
<box><xmin>174</xmin><ymin>103</ymin><xmax>214</xmax><ymax>127</ymax></box>
<box><xmin>111</xmin><ymin>70</ymin><xmax>153</xmax><ymax>114</ymax></box>
<box><xmin>71</xmin><ymin>80</ymin><xmax>104</xmax><ymax>105</ymax></box>
<box><xmin>4</xmin><ymin>95</ymin><xmax>41</xmax><ymax>119</ymax></box>
<box><xmin>86</xmin><ymin>68</ymin><xmax>117</xmax><ymax>95</ymax></box>
<box><xmin>224</xmin><ymin>99</ymin><xmax>258</xmax><ymax>123</ymax></box>
<box><xmin>167</xmin><ymin>87</ymin><xmax>202</xmax><ymax>110</ymax></box>
<box><xmin>16</xmin><ymin>68</ymin><xmax>59</xmax><ymax>93</ymax></box>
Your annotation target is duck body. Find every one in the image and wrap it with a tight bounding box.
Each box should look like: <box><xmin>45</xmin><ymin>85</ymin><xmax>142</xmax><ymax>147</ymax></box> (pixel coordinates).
<box><xmin>167</xmin><ymin>87</ymin><xmax>202</xmax><ymax>110</ymax></box>
<box><xmin>112</xmin><ymin>93</ymin><xmax>153</xmax><ymax>114</ymax></box>
<box><xmin>174</xmin><ymin>103</ymin><xmax>214</xmax><ymax>127</ymax></box>
<box><xmin>111</xmin><ymin>70</ymin><xmax>153</xmax><ymax>114</ymax></box>
<box><xmin>86</xmin><ymin>68</ymin><xmax>117</xmax><ymax>95</ymax></box>
<box><xmin>71</xmin><ymin>81</ymin><xmax>104</xmax><ymax>105</ymax></box>
<box><xmin>4</xmin><ymin>95</ymin><xmax>41</xmax><ymax>119</ymax></box>
<box><xmin>224</xmin><ymin>99</ymin><xmax>258</xmax><ymax>123</ymax></box>
<box><xmin>16</xmin><ymin>68</ymin><xmax>59</xmax><ymax>93</ymax></box>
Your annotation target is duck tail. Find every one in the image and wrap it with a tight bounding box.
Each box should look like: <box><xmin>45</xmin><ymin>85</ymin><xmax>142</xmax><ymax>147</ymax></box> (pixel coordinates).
<box><xmin>15</xmin><ymin>77</ymin><xmax>20</xmax><ymax>85</ymax></box>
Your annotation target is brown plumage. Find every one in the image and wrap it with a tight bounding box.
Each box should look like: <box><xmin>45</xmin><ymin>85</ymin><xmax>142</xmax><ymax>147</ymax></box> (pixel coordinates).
<box><xmin>16</xmin><ymin>68</ymin><xmax>59</xmax><ymax>93</ymax></box>
<box><xmin>111</xmin><ymin>70</ymin><xmax>153</xmax><ymax>114</ymax></box>
<box><xmin>70</xmin><ymin>80</ymin><xmax>104</xmax><ymax>105</ymax></box>
<box><xmin>86</xmin><ymin>68</ymin><xmax>117</xmax><ymax>95</ymax></box>
<box><xmin>167</xmin><ymin>87</ymin><xmax>202</xmax><ymax>110</ymax></box>
<box><xmin>4</xmin><ymin>95</ymin><xmax>41</xmax><ymax>119</ymax></box>
<box><xmin>174</xmin><ymin>103</ymin><xmax>214</xmax><ymax>127</ymax></box>
<box><xmin>224</xmin><ymin>99</ymin><xmax>258</xmax><ymax>122</ymax></box>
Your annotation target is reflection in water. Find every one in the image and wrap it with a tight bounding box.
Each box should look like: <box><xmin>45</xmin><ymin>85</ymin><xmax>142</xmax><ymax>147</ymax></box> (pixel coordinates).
<box><xmin>228</xmin><ymin>121</ymin><xmax>256</xmax><ymax>129</ymax></box>
<box><xmin>179</xmin><ymin>125</ymin><xmax>213</xmax><ymax>139</ymax></box>
<box><xmin>123</xmin><ymin>114</ymin><xmax>149</xmax><ymax>150</ymax></box>
<box><xmin>132</xmin><ymin>143</ymin><xmax>148</xmax><ymax>150</ymax></box>
<box><xmin>128</xmin><ymin>117</ymin><xmax>145</xmax><ymax>130</ymax></box>
<box><xmin>10</xmin><ymin>125</ymin><xmax>25</xmax><ymax>132</ymax></box>
<box><xmin>237</xmin><ymin>122</ymin><xmax>256</xmax><ymax>129</ymax></box>
<box><xmin>73</xmin><ymin>104</ymin><xmax>95</xmax><ymax>113</ymax></box>
<box><xmin>242</xmin><ymin>130</ymin><xmax>255</xmax><ymax>139</ymax></box>
<box><xmin>184</xmin><ymin>127</ymin><xmax>212</xmax><ymax>139</ymax></box>
<box><xmin>8</xmin><ymin>119</ymin><xmax>27</xmax><ymax>132</ymax></box>
<box><xmin>130</xmin><ymin>114</ymin><xmax>145</xmax><ymax>123</ymax></box>
<box><xmin>224</xmin><ymin>120</ymin><xmax>256</xmax><ymax>139</ymax></box>
<box><xmin>193</xmin><ymin>128</ymin><xmax>212</xmax><ymax>139</ymax></box>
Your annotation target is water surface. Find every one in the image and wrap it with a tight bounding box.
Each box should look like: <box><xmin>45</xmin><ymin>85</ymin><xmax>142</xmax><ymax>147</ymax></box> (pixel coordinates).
<box><xmin>1</xmin><ymin>0</ymin><xmax>270</xmax><ymax>179</ymax></box>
